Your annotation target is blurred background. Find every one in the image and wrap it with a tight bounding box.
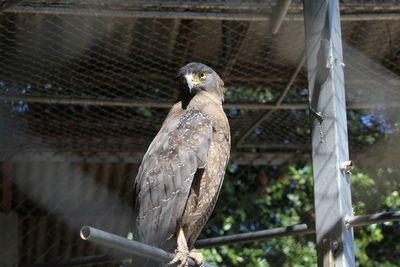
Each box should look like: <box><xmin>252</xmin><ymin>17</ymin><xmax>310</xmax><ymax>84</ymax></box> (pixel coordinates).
<box><xmin>0</xmin><ymin>0</ymin><xmax>399</xmax><ymax>266</ymax></box>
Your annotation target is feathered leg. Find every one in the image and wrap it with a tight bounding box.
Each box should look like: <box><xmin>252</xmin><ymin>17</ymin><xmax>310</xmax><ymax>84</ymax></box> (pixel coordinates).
<box><xmin>169</xmin><ymin>227</ymin><xmax>204</xmax><ymax>267</ymax></box>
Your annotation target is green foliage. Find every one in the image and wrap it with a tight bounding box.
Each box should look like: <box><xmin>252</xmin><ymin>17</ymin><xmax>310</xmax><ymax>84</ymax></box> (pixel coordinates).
<box><xmin>347</xmin><ymin>109</ymin><xmax>394</xmax><ymax>146</ymax></box>
<box><xmin>199</xmin><ymin>165</ymin><xmax>400</xmax><ymax>266</ymax></box>
<box><xmin>199</xmin><ymin>165</ymin><xmax>316</xmax><ymax>266</ymax></box>
<box><xmin>351</xmin><ymin>168</ymin><xmax>400</xmax><ymax>267</ymax></box>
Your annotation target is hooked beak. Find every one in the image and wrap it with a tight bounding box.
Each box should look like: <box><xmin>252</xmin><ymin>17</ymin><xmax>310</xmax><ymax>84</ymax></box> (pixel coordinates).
<box><xmin>184</xmin><ymin>73</ymin><xmax>202</xmax><ymax>93</ymax></box>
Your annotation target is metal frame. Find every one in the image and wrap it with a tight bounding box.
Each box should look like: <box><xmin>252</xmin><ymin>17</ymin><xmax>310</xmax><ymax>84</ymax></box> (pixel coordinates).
<box><xmin>346</xmin><ymin>211</ymin><xmax>400</xmax><ymax>228</ymax></box>
<box><xmin>4</xmin><ymin>6</ymin><xmax>400</xmax><ymax>21</ymax></box>
<box><xmin>32</xmin><ymin>208</ymin><xmax>400</xmax><ymax>266</ymax></box>
<box><xmin>1</xmin><ymin>151</ymin><xmax>310</xmax><ymax>165</ymax></box>
<box><xmin>4</xmin><ymin>1</ymin><xmax>400</xmax><ymax>13</ymax></box>
<box><xmin>304</xmin><ymin>0</ymin><xmax>355</xmax><ymax>266</ymax></box>
<box><xmin>270</xmin><ymin>0</ymin><xmax>293</xmax><ymax>34</ymax></box>
<box><xmin>5</xmin><ymin>0</ymin><xmax>400</xmax><ymax>266</ymax></box>
<box><xmin>1</xmin><ymin>94</ymin><xmax>399</xmax><ymax>110</ymax></box>
<box><xmin>80</xmin><ymin>226</ymin><xmax>216</xmax><ymax>267</ymax></box>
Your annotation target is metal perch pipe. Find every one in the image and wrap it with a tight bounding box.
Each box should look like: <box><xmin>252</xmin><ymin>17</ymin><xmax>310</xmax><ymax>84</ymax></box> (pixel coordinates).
<box><xmin>80</xmin><ymin>226</ymin><xmax>216</xmax><ymax>267</ymax></box>
<box><xmin>195</xmin><ymin>224</ymin><xmax>315</xmax><ymax>248</ymax></box>
<box><xmin>26</xmin><ymin>253</ymin><xmax>131</xmax><ymax>267</ymax></box>
<box><xmin>34</xmin><ymin>217</ymin><xmax>400</xmax><ymax>266</ymax></box>
<box><xmin>346</xmin><ymin>210</ymin><xmax>400</xmax><ymax>228</ymax></box>
<box><xmin>32</xmin><ymin>224</ymin><xmax>315</xmax><ymax>266</ymax></box>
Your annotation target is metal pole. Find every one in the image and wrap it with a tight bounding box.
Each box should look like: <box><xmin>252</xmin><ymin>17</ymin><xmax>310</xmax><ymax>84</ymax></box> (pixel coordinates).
<box><xmin>5</xmin><ymin>6</ymin><xmax>282</xmax><ymax>21</ymax></box>
<box><xmin>0</xmin><ymin>94</ymin><xmax>306</xmax><ymax>109</ymax></box>
<box><xmin>195</xmin><ymin>224</ymin><xmax>314</xmax><ymax>248</ymax></box>
<box><xmin>32</xmin><ymin>224</ymin><xmax>313</xmax><ymax>267</ymax></box>
<box><xmin>346</xmin><ymin>211</ymin><xmax>400</xmax><ymax>228</ymax></box>
<box><xmin>28</xmin><ymin>212</ymin><xmax>400</xmax><ymax>267</ymax></box>
<box><xmin>1</xmin><ymin>151</ymin><xmax>310</xmax><ymax>165</ymax></box>
<box><xmin>26</xmin><ymin>253</ymin><xmax>130</xmax><ymax>267</ymax></box>
<box><xmin>1</xmin><ymin>94</ymin><xmax>399</xmax><ymax>110</ymax></box>
<box><xmin>0</xmin><ymin>95</ymin><xmax>173</xmax><ymax>108</ymax></box>
<box><xmin>4</xmin><ymin>6</ymin><xmax>400</xmax><ymax>21</ymax></box>
<box><xmin>270</xmin><ymin>0</ymin><xmax>293</xmax><ymax>34</ymax></box>
<box><xmin>303</xmin><ymin>0</ymin><xmax>355</xmax><ymax>266</ymax></box>
<box><xmin>3</xmin><ymin>1</ymin><xmax>400</xmax><ymax>13</ymax></box>
<box><xmin>80</xmin><ymin>226</ymin><xmax>216</xmax><ymax>267</ymax></box>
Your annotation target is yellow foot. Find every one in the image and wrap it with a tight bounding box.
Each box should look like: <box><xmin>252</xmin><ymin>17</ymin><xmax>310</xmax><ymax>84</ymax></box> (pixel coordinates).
<box><xmin>169</xmin><ymin>247</ymin><xmax>189</xmax><ymax>266</ymax></box>
<box><xmin>169</xmin><ymin>248</ymin><xmax>204</xmax><ymax>267</ymax></box>
<box><xmin>188</xmin><ymin>249</ymin><xmax>204</xmax><ymax>266</ymax></box>
<box><xmin>169</xmin><ymin>227</ymin><xmax>204</xmax><ymax>266</ymax></box>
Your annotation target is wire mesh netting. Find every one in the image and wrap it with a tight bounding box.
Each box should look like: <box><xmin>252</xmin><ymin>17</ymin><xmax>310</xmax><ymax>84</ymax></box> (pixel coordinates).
<box><xmin>0</xmin><ymin>0</ymin><xmax>400</xmax><ymax>266</ymax></box>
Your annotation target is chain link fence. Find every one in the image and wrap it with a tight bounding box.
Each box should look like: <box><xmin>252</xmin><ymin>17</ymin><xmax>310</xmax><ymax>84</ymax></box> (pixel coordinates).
<box><xmin>0</xmin><ymin>0</ymin><xmax>399</xmax><ymax>266</ymax></box>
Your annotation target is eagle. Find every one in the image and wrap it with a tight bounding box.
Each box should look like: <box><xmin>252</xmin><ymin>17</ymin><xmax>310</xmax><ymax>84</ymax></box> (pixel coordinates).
<box><xmin>134</xmin><ymin>62</ymin><xmax>231</xmax><ymax>266</ymax></box>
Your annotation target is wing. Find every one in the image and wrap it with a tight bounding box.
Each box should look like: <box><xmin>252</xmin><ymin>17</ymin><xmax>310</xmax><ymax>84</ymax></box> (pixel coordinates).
<box><xmin>134</xmin><ymin>109</ymin><xmax>213</xmax><ymax>249</ymax></box>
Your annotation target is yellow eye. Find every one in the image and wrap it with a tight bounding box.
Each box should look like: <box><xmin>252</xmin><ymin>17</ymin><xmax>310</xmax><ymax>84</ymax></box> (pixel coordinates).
<box><xmin>198</xmin><ymin>71</ymin><xmax>207</xmax><ymax>79</ymax></box>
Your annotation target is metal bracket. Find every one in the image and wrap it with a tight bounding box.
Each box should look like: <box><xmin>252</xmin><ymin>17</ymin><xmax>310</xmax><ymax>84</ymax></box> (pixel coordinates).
<box><xmin>340</xmin><ymin>160</ymin><xmax>354</xmax><ymax>174</ymax></box>
<box><xmin>310</xmin><ymin>108</ymin><xmax>325</xmax><ymax>123</ymax></box>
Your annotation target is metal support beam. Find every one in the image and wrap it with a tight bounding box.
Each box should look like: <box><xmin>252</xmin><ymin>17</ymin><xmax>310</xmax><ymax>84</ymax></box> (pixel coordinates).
<box><xmin>1</xmin><ymin>95</ymin><xmax>399</xmax><ymax>110</ymax></box>
<box><xmin>195</xmin><ymin>224</ymin><xmax>314</xmax><ymax>248</ymax></box>
<box><xmin>304</xmin><ymin>0</ymin><xmax>355</xmax><ymax>266</ymax></box>
<box><xmin>270</xmin><ymin>0</ymin><xmax>293</xmax><ymax>34</ymax></box>
<box><xmin>346</xmin><ymin>211</ymin><xmax>400</xmax><ymax>228</ymax></box>
<box><xmin>0</xmin><ymin>151</ymin><xmax>310</xmax><ymax>165</ymax></box>
<box><xmin>4</xmin><ymin>1</ymin><xmax>400</xmax><ymax>13</ymax></box>
<box><xmin>5</xmin><ymin>6</ymin><xmax>285</xmax><ymax>20</ymax></box>
<box><xmin>80</xmin><ymin>226</ymin><xmax>216</xmax><ymax>267</ymax></box>
<box><xmin>26</xmin><ymin>253</ymin><xmax>131</xmax><ymax>267</ymax></box>
<box><xmin>4</xmin><ymin>6</ymin><xmax>400</xmax><ymax>21</ymax></box>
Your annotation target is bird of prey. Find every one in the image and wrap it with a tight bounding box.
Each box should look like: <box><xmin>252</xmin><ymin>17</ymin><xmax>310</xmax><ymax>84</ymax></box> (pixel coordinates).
<box><xmin>134</xmin><ymin>62</ymin><xmax>231</xmax><ymax>266</ymax></box>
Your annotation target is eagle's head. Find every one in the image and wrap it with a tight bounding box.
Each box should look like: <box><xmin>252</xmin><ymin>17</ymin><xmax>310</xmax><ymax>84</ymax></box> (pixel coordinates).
<box><xmin>178</xmin><ymin>62</ymin><xmax>225</xmax><ymax>104</ymax></box>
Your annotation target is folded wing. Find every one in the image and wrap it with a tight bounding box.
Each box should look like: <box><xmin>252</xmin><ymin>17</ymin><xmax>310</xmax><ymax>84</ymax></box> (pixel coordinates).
<box><xmin>134</xmin><ymin>109</ymin><xmax>213</xmax><ymax>248</ymax></box>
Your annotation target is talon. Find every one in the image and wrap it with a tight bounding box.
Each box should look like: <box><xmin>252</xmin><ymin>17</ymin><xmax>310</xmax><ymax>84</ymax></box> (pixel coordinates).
<box><xmin>188</xmin><ymin>249</ymin><xmax>204</xmax><ymax>266</ymax></box>
<box><xmin>169</xmin><ymin>227</ymin><xmax>204</xmax><ymax>266</ymax></box>
<box><xmin>169</xmin><ymin>247</ymin><xmax>189</xmax><ymax>267</ymax></box>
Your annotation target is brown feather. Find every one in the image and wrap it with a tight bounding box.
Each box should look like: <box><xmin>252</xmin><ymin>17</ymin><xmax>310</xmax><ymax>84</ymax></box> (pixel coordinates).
<box><xmin>134</xmin><ymin>63</ymin><xmax>230</xmax><ymax>257</ymax></box>
<box><xmin>180</xmin><ymin>91</ymin><xmax>230</xmax><ymax>248</ymax></box>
